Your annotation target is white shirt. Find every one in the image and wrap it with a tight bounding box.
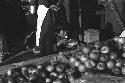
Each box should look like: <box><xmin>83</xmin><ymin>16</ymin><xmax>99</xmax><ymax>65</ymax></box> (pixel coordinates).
<box><xmin>36</xmin><ymin>5</ymin><xmax>49</xmax><ymax>46</ymax></box>
<box><xmin>119</xmin><ymin>30</ymin><xmax>125</xmax><ymax>37</ymax></box>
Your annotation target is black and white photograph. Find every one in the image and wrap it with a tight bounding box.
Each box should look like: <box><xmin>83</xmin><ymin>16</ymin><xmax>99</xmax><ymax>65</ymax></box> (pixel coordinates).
<box><xmin>0</xmin><ymin>0</ymin><xmax>125</xmax><ymax>83</ymax></box>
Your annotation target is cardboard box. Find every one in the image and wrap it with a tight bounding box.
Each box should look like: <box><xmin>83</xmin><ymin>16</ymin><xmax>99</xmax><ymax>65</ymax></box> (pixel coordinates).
<box><xmin>84</xmin><ymin>29</ymin><xmax>100</xmax><ymax>43</ymax></box>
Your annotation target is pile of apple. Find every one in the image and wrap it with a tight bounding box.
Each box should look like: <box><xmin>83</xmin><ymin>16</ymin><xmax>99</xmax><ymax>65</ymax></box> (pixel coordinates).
<box><xmin>3</xmin><ymin>61</ymin><xmax>71</xmax><ymax>83</ymax></box>
<box><xmin>67</xmin><ymin>37</ymin><xmax>125</xmax><ymax>77</ymax></box>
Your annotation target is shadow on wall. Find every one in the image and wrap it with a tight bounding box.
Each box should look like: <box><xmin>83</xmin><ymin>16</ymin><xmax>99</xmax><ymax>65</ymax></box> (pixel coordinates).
<box><xmin>104</xmin><ymin>0</ymin><xmax>125</xmax><ymax>37</ymax></box>
<box><xmin>100</xmin><ymin>22</ymin><xmax>115</xmax><ymax>41</ymax></box>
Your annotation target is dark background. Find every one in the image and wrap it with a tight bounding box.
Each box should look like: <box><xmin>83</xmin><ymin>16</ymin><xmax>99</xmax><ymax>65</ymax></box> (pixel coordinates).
<box><xmin>1</xmin><ymin>0</ymin><xmax>125</xmax><ymax>53</ymax></box>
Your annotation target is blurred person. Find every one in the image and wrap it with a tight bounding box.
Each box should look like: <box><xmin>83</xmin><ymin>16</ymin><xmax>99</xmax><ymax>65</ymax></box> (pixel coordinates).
<box><xmin>1</xmin><ymin>0</ymin><xmax>28</xmax><ymax>51</ymax></box>
<box><xmin>36</xmin><ymin>0</ymin><xmax>69</xmax><ymax>56</ymax></box>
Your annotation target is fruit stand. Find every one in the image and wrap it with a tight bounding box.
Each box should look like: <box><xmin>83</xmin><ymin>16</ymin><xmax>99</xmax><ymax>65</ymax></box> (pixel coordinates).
<box><xmin>57</xmin><ymin>36</ymin><xmax>125</xmax><ymax>83</ymax></box>
<box><xmin>0</xmin><ymin>36</ymin><xmax>125</xmax><ymax>83</ymax></box>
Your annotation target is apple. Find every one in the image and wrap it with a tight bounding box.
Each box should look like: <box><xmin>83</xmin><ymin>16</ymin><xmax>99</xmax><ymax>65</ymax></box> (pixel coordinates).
<box><xmin>96</xmin><ymin>62</ymin><xmax>106</xmax><ymax>70</ymax></box>
<box><xmin>69</xmin><ymin>57</ymin><xmax>76</xmax><ymax>63</ymax></box>
<box><xmin>117</xmin><ymin>37</ymin><xmax>125</xmax><ymax>44</ymax></box>
<box><xmin>37</xmin><ymin>64</ymin><xmax>43</xmax><ymax>70</ymax></box>
<box><xmin>116</xmin><ymin>59</ymin><xmax>124</xmax><ymax>68</ymax></box>
<box><xmin>101</xmin><ymin>45</ymin><xmax>110</xmax><ymax>53</ymax></box>
<box><xmin>89</xmin><ymin>51</ymin><xmax>100</xmax><ymax>60</ymax></box>
<box><xmin>122</xmin><ymin>52</ymin><xmax>125</xmax><ymax>58</ymax></box>
<box><xmin>81</xmin><ymin>46</ymin><xmax>91</xmax><ymax>55</ymax></box>
<box><xmin>85</xmin><ymin>59</ymin><xmax>96</xmax><ymax>69</ymax></box>
<box><xmin>107</xmin><ymin>60</ymin><xmax>115</xmax><ymax>69</ymax></box>
<box><xmin>45</xmin><ymin>78</ymin><xmax>52</xmax><ymax>83</ymax></box>
<box><xmin>58</xmin><ymin>74</ymin><xmax>65</xmax><ymax>79</ymax></box>
<box><xmin>7</xmin><ymin>69</ymin><xmax>13</xmax><ymax>76</ymax></box>
<box><xmin>113</xmin><ymin>36</ymin><xmax>119</xmax><ymax>42</ymax></box>
<box><xmin>121</xmin><ymin>66</ymin><xmax>125</xmax><ymax>75</ymax></box>
<box><xmin>112</xmin><ymin>67</ymin><xmax>121</xmax><ymax>75</ymax></box>
<box><xmin>80</xmin><ymin>55</ymin><xmax>88</xmax><ymax>63</ymax></box>
<box><xmin>74</xmin><ymin>60</ymin><xmax>80</xmax><ymax>67</ymax></box>
<box><xmin>75</xmin><ymin>53</ymin><xmax>81</xmax><ymax>59</ymax></box>
<box><xmin>46</xmin><ymin>65</ymin><xmax>55</xmax><ymax>72</ymax></box>
<box><xmin>110</xmin><ymin>52</ymin><xmax>118</xmax><ymax>60</ymax></box>
<box><xmin>100</xmin><ymin>53</ymin><xmax>110</xmax><ymax>62</ymax></box>
<box><xmin>50</xmin><ymin>72</ymin><xmax>58</xmax><ymax>76</ymax></box>
<box><xmin>78</xmin><ymin>64</ymin><xmax>86</xmax><ymax>73</ymax></box>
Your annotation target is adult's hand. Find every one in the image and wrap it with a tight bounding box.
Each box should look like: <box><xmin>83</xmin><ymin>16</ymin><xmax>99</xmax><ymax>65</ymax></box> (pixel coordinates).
<box><xmin>50</xmin><ymin>5</ymin><xmax>60</xmax><ymax>12</ymax></box>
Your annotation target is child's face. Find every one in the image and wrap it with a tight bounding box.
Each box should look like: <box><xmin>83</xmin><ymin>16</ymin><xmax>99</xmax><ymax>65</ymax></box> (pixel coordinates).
<box><xmin>59</xmin><ymin>30</ymin><xmax>66</xmax><ymax>38</ymax></box>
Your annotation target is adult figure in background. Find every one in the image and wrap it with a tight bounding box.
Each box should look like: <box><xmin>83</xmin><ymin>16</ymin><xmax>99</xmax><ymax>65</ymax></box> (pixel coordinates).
<box><xmin>2</xmin><ymin>0</ymin><xmax>28</xmax><ymax>51</ymax></box>
<box><xmin>36</xmin><ymin>0</ymin><xmax>69</xmax><ymax>56</ymax></box>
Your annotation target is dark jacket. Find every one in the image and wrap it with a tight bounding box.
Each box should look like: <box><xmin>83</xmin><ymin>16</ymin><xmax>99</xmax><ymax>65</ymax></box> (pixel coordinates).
<box><xmin>0</xmin><ymin>0</ymin><xmax>28</xmax><ymax>49</ymax></box>
<box><xmin>39</xmin><ymin>0</ymin><xmax>68</xmax><ymax>56</ymax></box>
